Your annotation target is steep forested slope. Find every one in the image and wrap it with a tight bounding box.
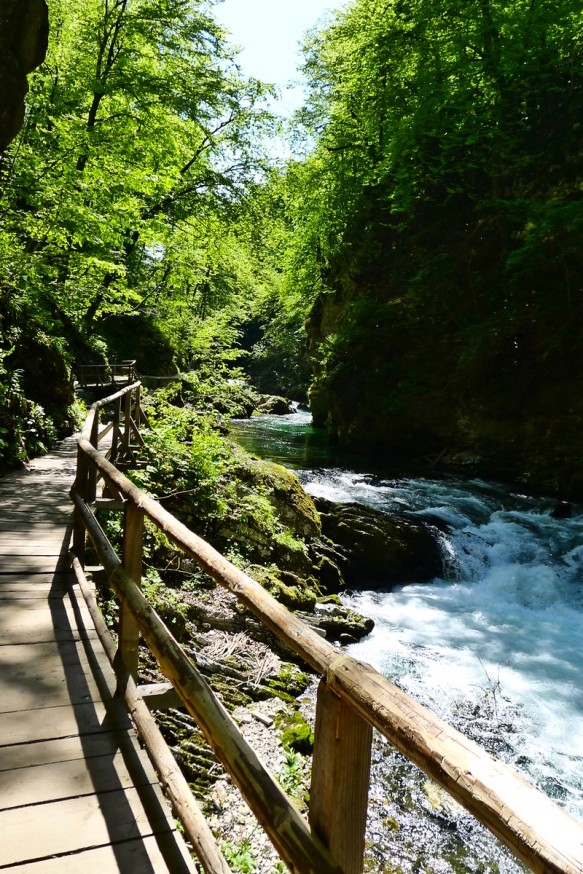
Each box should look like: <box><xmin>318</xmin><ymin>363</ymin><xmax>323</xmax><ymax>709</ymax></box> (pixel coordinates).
<box><xmin>286</xmin><ymin>0</ymin><xmax>583</xmax><ymax>495</ymax></box>
<box><xmin>0</xmin><ymin>0</ymin><xmax>276</xmax><ymax>469</ymax></box>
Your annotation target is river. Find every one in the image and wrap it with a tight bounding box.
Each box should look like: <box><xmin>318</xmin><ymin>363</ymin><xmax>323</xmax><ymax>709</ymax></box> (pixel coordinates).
<box><xmin>230</xmin><ymin>409</ymin><xmax>583</xmax><ymax>873</ymax></box>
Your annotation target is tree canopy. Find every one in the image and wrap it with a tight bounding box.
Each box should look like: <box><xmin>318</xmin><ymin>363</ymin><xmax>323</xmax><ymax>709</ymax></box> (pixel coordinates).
<box><xmin>1</xmin><ymin>0</ymin><xmax>582</xmax><ymax>493</ymax></box>
<box><xmin>284</xmin><ymin>0</ymin><xmax>583</xmax><ymax>493</ymax></box>
<box><xmin>1</xmin><ymin>0</ymin><xmax>275</xmax><ymax>354</ymax></box>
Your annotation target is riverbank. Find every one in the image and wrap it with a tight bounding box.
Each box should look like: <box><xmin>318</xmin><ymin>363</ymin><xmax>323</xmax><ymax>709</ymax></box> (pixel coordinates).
<box><xmin>228</xmin><ymin>408</ymin><xmax>583</xmax><ymax>872</ymax></box>
<box><xmin>90</xmin><ymin>381</ymin><xmax>582</xmax><ymax>872</ymax></box>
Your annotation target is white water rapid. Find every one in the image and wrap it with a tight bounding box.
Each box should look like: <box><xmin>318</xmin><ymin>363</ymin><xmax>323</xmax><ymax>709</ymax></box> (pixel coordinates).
<box><xmin>299</xmin><ymin>468</ymin><xmax>583</xmax><ymax>871</ymax></box>
<box><xmin>231</xmin><ymin>409</ymin><xmax>583</xmax><ymax>870</ymax></box>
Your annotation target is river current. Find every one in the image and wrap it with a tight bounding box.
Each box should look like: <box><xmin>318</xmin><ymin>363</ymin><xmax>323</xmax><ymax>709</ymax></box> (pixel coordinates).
<box><xmin>230</xmin><ymin>409</ymin><xmax>583</xmax><ymax>872</ymax></box>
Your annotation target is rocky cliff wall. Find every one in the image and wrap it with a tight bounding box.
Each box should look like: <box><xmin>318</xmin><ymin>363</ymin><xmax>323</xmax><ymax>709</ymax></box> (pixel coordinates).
<box><xmin>0</xmin><ymin>0</ymin><xmax>48</xmax><ymax>150</ymax></box>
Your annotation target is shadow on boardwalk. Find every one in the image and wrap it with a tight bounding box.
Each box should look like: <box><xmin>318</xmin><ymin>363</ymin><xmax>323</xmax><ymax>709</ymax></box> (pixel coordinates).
<box><xmin>0</xmin><ymin>439</ymin><xmax>196</xmax><ymax>873</ymax></box>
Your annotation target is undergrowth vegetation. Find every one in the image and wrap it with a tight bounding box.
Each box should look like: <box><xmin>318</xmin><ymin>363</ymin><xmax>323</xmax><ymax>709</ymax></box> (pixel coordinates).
<box><xmin>128</xmin><ymin>374</ymin><xmax>314</xmax><ymax>574</ymax></box>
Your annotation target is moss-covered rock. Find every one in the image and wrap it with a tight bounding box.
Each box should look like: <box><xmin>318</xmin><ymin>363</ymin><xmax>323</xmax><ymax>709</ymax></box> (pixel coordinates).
<box><xmin>274</xmin><ymin>709</ymin><xmax>315</xmax><ymax>754</ymax></box>
<box><xmin>255</xmin><ymin>394</ymin><xmax>295</xmax><ymax>415</ymax></box>
<box><xmin>300</xmin><ymin>601</ymin><xmax>375</xmax><ymax>641</ymax></box>
<box><xmin>229</xmin><ymin>448</ymin><xmax>321</xmax><ymax>540</ymax></box>
<box><xmin>248</xmin><ymin>565</ymin><xmax>317</xmax><ymax>611</ymax></box>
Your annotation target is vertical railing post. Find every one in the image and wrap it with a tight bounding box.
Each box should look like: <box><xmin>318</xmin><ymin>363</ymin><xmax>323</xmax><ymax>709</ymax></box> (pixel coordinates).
<box><xmin>120</xmin><ymin>502</ymin><xmax>144</xmax><ymax>681</ymax></box>
<box><xmin>309</xmin><ymin>679</ymin><xmax>373</xmax><ymax>874</ymax></box>
<box><xmin>87</xmin><ymin>411</ymin><xmax>99</xmax><ymax>503</ymax></box>
<box><xmin>134</xmin><ymin>383</ymin><xmax>141</xmax><ymax>429</ymax></box>
<box><xmin>110</xmin><ymin>396</ymin><xmax>121</xmax><ymax>465</ymax></box>
<box><xmin>123</xmin><ymin>388</ymin><xmax>131</xmax><ymax>456</ymax></box>
<box><xmin>72</xmin><ymin>444</ymin><xmax>89</xmax><ymax>566</ymax></box>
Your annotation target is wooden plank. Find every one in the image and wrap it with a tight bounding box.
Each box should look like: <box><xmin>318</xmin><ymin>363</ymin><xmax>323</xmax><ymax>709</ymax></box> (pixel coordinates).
<box><xmin>0</xmin><ymin>520</ymin><xmax>64</xmax><ymax>537</ymax></box>
<box><xmin>0</xmin><ymin>786</ymin><xmax>176</xmax><ymax>866</ymax></box>
<box><xmin>0</xmin><ymin>641</ymin><xmax>114</xmax><ymax>713</ymax></box>
<box><xmin>0</xmin><ymin>543</ymin><xmax>68</xmax><ymax>554</ymax></box>
<box><xmin>0</xmin><ymin>593</ymin><xmax>93</xmax><ymax>623</ymax></box>
<box><xmin>0</xmin><ymin>596</ymin><xmax>85</xmax><ymax>612</ymax></box>
<box><xmin>0</xmin><ymin>606</ymin><xmax>98</xmax><ymax>644</ymax></box>
<box><xmin>0</xmin><ymin>746</ymin><xmax>158</xmax><ymax>810</ymax></box>
<box><xmin>8</xmin><ymin>833</ymin><xmax>196</xmax><ymax>874</ymax></box>
<box><xmin>0</xmin><ymin>480</ymin><xmax>72</xmax><ymax>489</ymax></box>
<box><xmin>0</xmin><ymin>572</ymin><xmax>73</xmax><ymax>583</ymax></box>
<box><xmin>0</xmin><ymin>585</ymin><xmax>69</xmax><ymax>599</ymax></box>
<box><xmin>0</xmin><ymin>639</ymin><xmax>109</xmax><ymax>670</ymax></box>
<box><xmin>0</xmin><ymin>729</ymin><xmax>138</xmax><ymax>772</ymax></box>
<box><xmin>0</xmin><ymin>557</ymin><xmax>70</xmax><ymax>573</ymax></box>
<box><xmin>0</xmin><ymin>700</ymin><xmax>118</xmax><ymax>746</ymax></box>
<box><xmin>0</xmin><ymin>575</ymin><xmax>73</xmax><ymax>597</ymax></box>
<box><xmin>309</xmin><ymin>679</ymin><xmax>372</xmax><ymax>874</ymax></box>
<box><xmin>0</xmin><ymin>509</ymin><xmax>71</xmax><ymax>519</ymax></box>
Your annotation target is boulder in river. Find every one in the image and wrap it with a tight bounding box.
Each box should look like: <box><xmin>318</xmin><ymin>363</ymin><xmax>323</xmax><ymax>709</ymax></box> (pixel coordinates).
<box><xmin>313</xmin><ymin>498</ymin><xmax>444</xmax><ymax>590</ymax></box>
<box><xmin>255</xmin><ymin>394</ymin><xmax>295</xmax><ymax>415</ymax></box>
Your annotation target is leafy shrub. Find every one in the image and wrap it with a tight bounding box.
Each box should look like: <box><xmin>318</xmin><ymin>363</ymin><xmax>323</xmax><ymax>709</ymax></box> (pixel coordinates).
<box><xmin>0</xmin><ymin>352</ymin><xmax>59</xmax><ymax>470</ymax></box>
<box><xmin>220</xmin><ymin>839</ymin><xmax>257</xmax><ymax>873</ymax></box>
<box><xmin>132</xmin><ymin>377</ymin><xmax>311</xmax><ymax>570</ymax></box>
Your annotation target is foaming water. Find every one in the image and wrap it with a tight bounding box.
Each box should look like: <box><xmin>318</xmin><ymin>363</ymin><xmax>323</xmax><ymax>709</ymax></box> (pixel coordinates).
<box><xmin>300</xmin><ymin>469</ymin><xmax>583</xmax><ymax>824</ymax></box>
<box><xmin>231</xmin><ymin>414</ymin><xmax>583</xmax><ymax>867</ymax></box>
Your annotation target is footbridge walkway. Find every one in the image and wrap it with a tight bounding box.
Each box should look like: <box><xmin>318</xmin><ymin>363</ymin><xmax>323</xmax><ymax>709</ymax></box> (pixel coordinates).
<box><xmin>0</xmin><ymin>381</ymin><xmax>582</xmax><ymax>874</ymax></box>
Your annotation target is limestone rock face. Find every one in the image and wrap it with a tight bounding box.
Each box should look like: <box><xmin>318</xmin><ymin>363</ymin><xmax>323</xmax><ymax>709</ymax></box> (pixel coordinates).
<box><xmin>0</xmin><ymin>0</ymin><xmax>49</xmax><ymax>150</ymax></box>
<box><xmin>7</xmin><ymin>331</ymin><xmax>73</xmax><ymax>409</ymax></box>
<box><xmin>314</xmin><ymin>498</ymin><xmax>444</xmax><ymax>590</ymax></box>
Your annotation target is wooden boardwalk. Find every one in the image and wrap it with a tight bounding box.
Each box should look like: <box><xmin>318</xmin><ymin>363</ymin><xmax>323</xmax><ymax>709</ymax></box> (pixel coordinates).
<box><xmin>0</xmin><ymin>440</ymin><xmax>196</xmax><ymax>873</ymax></box>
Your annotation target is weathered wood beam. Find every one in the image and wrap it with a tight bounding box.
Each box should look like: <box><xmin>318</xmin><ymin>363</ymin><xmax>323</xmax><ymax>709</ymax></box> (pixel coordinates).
<box><xmin>309</xmin><ymin>679</ymin><xmax>372</xmax><ymax>874</ymax></box>
<box><xmin>120</xmin><ymin>502</ymin><xmax>143</xmax><ymax>680</ymax></box>
<box><xmin>69</xmin><ymin>554</ymin><xmax>232</xmax><ymax>874</ymax></box>
<box><xmin>71</xmin><ymin>495</ymin><xmax>344</xmax><ymax>874</ymax></box>
<box><xmin>136</xmin><ymin>682</ymin><xmax>183</xmax><ymax>711</ymax></box>
<box><xmin>94</xmin><ymin>497</ymin><xmax>125</xmax><ymax>511</ymax></box>
<box><xmin>325</xmin><ymin>654</ymin><xmax>583</xmax><ymax>874</ymax></box>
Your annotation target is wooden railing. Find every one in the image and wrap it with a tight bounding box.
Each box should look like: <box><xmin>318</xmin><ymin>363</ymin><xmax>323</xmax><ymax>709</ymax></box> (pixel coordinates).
<box><xmin>76</xmin><ymin>359</ymin><xmax>138</xmax><ymax>389</ymax></box>
<box><xmin>70</xmin><ymin>383</ymin><xmax>583</xmax><ymax>874</ymax></box>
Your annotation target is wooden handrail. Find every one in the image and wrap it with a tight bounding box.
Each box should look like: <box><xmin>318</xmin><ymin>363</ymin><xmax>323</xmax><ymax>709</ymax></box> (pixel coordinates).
<box><xmin>69</xmin><ymin>554</ymin><xmax>232</xmax><ymax>874</ymax></box>
<box><xmin>70</xmin><ymin>383</ymin><xmax>583</xmax><ymax>874</ymax></box>
<box><xmin>76</xmin><ymin>361</ymin><xmax>138</xmax><ymax>389</ymax></box>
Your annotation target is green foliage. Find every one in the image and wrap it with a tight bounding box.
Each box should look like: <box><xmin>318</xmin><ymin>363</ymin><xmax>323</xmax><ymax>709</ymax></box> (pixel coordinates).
<box><xmin>131</xmin><ymin>402</ymin><xmax>232</xmax><ymax>536</ymax></box>
<box><xmin>220</xmin><ymin>838</ymin><xmax>257</xmax><ymax>873</ymax></box>
<box><xmin>275</xmin><ymin>710</ymin><xmax>314</xmax><ymax>755</ymax></box>
<box><xmin>129</xmin><ymin>373</ymin><xmax>314</xmax><ymax>571</ymax></box>
<box><xmin>141</xmin><ymin>567</ymin><xmax>189</xmax><ymax>636</ymax></box>
<box><xmin>0</xmin><ymin>0</ymin><xmax>277</xmax><ymax>365</ymax></box>
<box><xmin>0</xmin><ymin>350</ymin><xmax>60</xmax><ymax>469</ymax></box>
<box><xmin>0</xmin><ymin>0</ymin><xmax>285</xmax><ymax>466</ymax></box>
<box><xmin>277</xmin><ymin>747</ymin><xmax>309</xmax><ymax>801</ymax></box>
<box><xmin>162</xmin><ymin>371</ymin><xmax>257</xmax><ymax>421</ymax></box>
<box><xmin>270</xmin><ymin>0</ymin><xmax>583</xmax><ymax>487</ymax></box>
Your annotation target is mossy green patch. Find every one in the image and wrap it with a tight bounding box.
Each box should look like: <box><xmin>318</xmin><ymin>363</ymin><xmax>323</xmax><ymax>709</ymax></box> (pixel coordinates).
<box><xmin>274</xmin><ymin>710</ymin><xmax>314</xmax><ymax>754</ymax></box>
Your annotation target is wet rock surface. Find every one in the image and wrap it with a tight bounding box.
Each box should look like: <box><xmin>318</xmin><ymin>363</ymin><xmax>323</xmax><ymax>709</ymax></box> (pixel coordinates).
<box><xmin>313</xmin><ymin>498</ymin><xmax>444</xmax><ymax>590</ymax></box>
<box><xmin>255</xmin><ymin>394</ymin><xmax>295</xmax><ymax>415</ymax></box>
